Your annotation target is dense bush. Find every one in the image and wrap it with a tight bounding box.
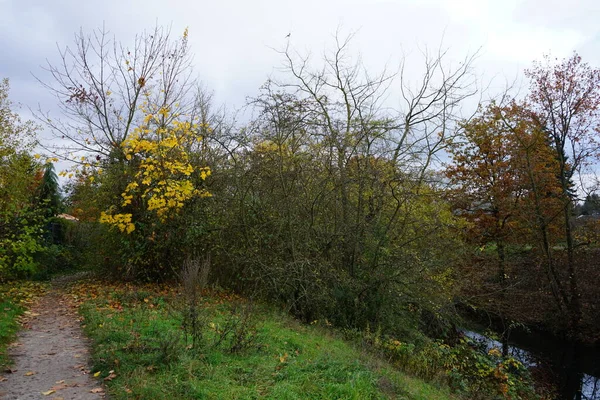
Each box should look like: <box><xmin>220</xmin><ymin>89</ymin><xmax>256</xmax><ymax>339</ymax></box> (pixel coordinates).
<box><xmin>53</xmin><ymin>30</ymin><xmax>469</xmax><ymax>339</ymax></box>
<box><xmin>0</xmin><ymin>210</ymin><xmax>46</xmax><ymax>280</ymax></box>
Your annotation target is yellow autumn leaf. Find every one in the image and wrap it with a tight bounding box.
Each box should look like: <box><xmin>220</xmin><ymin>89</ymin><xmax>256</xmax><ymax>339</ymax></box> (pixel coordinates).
<box><xmin>93</xmin><ymin>371</ymin><xmax>101</xmax><ymax>377</ymax></box>
<box><xmin>41</xmin><ymin>390</ymin><xmax>55</xmax><ymax>396</ymax></box>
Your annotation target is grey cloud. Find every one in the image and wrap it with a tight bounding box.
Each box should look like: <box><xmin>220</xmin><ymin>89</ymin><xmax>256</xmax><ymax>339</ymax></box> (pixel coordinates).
<box><xmin>1</xmin><ymin>0</ymin><xmax>598</xmax><ymax>132</ymax></box>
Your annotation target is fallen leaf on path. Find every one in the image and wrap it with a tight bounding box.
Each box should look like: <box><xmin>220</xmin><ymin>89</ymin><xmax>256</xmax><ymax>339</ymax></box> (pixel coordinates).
<box><xmin>55</xmin><ymin>380</ymin><xmax>65</xmax><ymax>384</ymax></box>
<box><xmin>25</xmin><ymin>371</ymin><xmax>36</xmax><ymax>376</ymax></box>
<box><xmin>93</xmin><ymin>371</ymin><xmax>101</xmax><ymax>377</ymax></box>
<box><xmin>0</xmin><ymin>376</ymin><xmax>6</xmax><ymax>382</ymax></box>
<box><xmin>90</xmin><ymin>387</ymin><xmax>104</xmax><ymax>393</ymax></box>
<box><xmin>41</xmin><ymin>390</ymin><xmax>55</xmax><ymax>396</ymax></box>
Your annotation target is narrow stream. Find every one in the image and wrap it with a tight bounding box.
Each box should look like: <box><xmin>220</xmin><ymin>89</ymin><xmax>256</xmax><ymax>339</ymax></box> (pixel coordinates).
<box><xmin>463</xmin><ymin>329</ymin><xmax>600</xmax><ymax>399</ymax></box>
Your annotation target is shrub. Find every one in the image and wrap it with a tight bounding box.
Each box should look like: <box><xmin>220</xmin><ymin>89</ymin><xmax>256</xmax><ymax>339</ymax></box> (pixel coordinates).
<box><xmin>371</xmin><ymin>332</ymin><xmax>538</xmax><ymax>399</ymax></box>
<box><xmin>0</xmin><ymin>209</ymin><xmax>46</xmax><ymax>281</ymax></box>
<box><xmin>180</xmin><ymin>256</ymin><xmax>210</xmax><ymax>348</ymax></box>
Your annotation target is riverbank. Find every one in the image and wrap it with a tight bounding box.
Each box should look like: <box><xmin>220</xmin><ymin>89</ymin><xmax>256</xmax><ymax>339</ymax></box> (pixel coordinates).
<box><xmin>459</xmin><ymin>304</ymin><xmax>600</xmax><ymax>399</ymax></box>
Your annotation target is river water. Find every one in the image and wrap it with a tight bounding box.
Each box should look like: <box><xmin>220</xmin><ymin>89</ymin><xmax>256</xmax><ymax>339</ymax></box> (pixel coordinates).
<box><xmin>463</xmin><ymin>329</ymin><xmax>600</xmax><ymax>399</ymax></box>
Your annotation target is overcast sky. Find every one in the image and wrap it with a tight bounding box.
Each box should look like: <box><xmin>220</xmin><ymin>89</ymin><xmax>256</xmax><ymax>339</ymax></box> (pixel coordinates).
<box><xmin>1</xmin><ymin>0</ymin><xmax>599</xmax><ymax>139</ymax></box>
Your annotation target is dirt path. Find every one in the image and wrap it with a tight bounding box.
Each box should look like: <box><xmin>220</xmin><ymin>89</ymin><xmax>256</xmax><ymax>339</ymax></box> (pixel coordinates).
<box><xmin>0</xmin><ymin>277</ymin><xmax>105</xmax><ymax>400</ymax></box>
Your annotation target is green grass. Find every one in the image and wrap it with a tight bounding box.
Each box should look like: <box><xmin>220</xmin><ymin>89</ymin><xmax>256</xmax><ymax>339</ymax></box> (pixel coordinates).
<box><xmin>0</xmin><ymin>298</ymin><xmax>23</xmax><ymax>368</ymax></box>
<box><xmin>76</xmin><ymin>283</ymin><xmax>456</xmax><ymax>400</ymax></box>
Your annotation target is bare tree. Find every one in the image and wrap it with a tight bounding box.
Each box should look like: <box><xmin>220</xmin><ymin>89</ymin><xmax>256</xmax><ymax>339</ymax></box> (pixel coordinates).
<box><xmin>393</xmin><ymin>45</ymin><xmax>479</xmax><ymax>176</ymax></box>
<box><xmin>277</xmin><ymin>34</ymin><xmax>479</xmax><ymax>180</ymax></box>
<box><xmin>274</xmin><ymin>33</ymin><xmax>478</xmax><ymax>274</ymax></box>
<box><xmin>35</xmin><ymin>25</ymin><xmax>200</xmax><ymax>163</ymax></box>
<box><xmin>275</xmin><ymin>33</ymin><xmax>398</xmax><ymax>277</ymax></box>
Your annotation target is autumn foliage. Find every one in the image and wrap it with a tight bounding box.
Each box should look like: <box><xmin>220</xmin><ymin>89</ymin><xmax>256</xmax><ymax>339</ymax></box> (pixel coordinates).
<box><xmin>100</xmin><ymin>108</ymin><xmax>211</xmax><ymax>233</ymax></box>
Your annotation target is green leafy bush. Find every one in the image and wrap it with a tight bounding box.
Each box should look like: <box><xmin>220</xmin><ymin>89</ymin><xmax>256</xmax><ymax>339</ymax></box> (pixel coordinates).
<box><xmin>369</xmin><ymin>331</ymin><xmax>538</xmax><ymax>399</ymax></box>
<box><xmin>0</xmin><ymin>210</ymin><xmax>46</xmax><ymax>280</ymax></box>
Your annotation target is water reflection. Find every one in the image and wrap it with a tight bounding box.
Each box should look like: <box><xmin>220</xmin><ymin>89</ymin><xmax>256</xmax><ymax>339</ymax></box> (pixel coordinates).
<box><xmin>582</xmin><ymin>374</ymin><xmax>600</xmax><ymax>399</ymax></box>
<box><xmin>462</xmin><ymin>330</ymin><xmax>600</xmax><ymax>400</ymax></box>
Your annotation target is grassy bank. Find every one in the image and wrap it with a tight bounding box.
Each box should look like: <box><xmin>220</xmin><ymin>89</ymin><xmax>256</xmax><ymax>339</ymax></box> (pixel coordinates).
<box><xmin>72</xmin><ymin>281</ymin><xmax>455</xmax><ymax>400</ymax></box>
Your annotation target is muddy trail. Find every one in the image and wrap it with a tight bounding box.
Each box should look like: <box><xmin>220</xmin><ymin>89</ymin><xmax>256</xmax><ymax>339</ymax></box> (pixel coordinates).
<box><xmin>0</xmin><ymin>275</ymin><xmax>105</xmax><ymax>400</ymax></box>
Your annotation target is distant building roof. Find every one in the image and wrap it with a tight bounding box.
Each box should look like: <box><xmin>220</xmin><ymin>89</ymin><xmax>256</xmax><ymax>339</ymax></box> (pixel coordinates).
<box><xmin>57</xmin><ymin>213</ymin><xmax>79</xmax><ymax>221</ymax></box>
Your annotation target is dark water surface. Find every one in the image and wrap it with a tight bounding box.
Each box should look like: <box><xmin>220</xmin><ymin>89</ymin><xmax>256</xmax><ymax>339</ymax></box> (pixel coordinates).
<box><xmin>463</xmin><ymin>328</ymin><xmax>600</xmax><ymax>399</ymax></box>
<box><xmin>463</xmin><ymin>324</ymin><xmax>600</xmax><ymax>400</ymax></box>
